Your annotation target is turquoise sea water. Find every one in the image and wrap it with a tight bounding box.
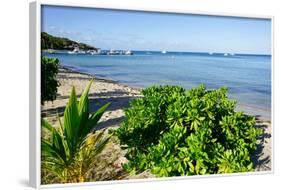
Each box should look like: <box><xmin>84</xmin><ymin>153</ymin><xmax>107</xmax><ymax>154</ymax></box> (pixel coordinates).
<box><xmin>44</xmin><ymin>51</ymin><xmax>271</xmax><ymax>118</ymax></box>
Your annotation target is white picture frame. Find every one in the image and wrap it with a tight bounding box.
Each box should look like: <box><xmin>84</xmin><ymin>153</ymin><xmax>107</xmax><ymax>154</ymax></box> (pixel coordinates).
<box><xmin>29</xmin><ymin>1</ymin><xmax>274</xmax><ymax>188</ymax></box>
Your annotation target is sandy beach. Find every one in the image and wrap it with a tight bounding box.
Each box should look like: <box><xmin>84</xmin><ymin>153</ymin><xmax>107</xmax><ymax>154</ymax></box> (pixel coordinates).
<box><xmin>41</xmin><ymin>66</ymin><xmax>142</xmax><ymax>129</ymax></box>
<box><xmin>41</xmin><ymin>66</ymin><xmax>272</xmax><ymax>176</ymax></box>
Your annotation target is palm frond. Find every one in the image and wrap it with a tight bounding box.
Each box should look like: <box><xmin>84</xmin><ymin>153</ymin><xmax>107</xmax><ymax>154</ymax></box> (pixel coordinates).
<box><xmin>42</xmin><ymin>80</ymin><xmax>110</xmax><ymax>183</ymax></box>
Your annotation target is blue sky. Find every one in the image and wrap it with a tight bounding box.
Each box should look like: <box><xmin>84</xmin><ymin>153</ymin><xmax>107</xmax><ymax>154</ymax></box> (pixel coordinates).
<box><xmin>41</xmin><ymin>5</ymin><xmax>271</xmax><ymax>54</ymax></box>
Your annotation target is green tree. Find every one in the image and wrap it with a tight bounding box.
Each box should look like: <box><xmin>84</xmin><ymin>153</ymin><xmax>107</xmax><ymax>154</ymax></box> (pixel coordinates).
<box><xmin>41</xmin><ymin>56</ymin><xmax>60</xmax><ymax>104</ymax></box>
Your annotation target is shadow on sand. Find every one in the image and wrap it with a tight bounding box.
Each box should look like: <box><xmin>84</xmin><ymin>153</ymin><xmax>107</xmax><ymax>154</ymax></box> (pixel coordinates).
<box><xmin>251</xmin><ymin>116</ymin><xmax>271</xmax><ymax>171</ymax></box>
<box><xmin>41</xmin><ymin>90</ymin><xmax>138</xmax><ymax>129</ymax></box>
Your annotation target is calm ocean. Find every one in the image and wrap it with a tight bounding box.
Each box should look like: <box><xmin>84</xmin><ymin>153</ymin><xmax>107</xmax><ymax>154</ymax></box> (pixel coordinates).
<box><xmin>44</xmin><ymin>51</ymin><xmax>271</xmax><ymax>119</ymax></box>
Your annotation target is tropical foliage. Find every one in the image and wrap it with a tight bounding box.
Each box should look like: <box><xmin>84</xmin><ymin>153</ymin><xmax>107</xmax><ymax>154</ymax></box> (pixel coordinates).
<box><xmin>41</xmin><ymin>56</ymin><xmax>60</xmax><ymax>104</ymax></box>
<box><xmin>41</xmin><ymin>80</ymin><xmax>110</xmax><ymax>183</ymax></box>
<box><xmin>116</xmin><ymin>85</ymin><xmax>262</xmax><ymax>177</ymax></box>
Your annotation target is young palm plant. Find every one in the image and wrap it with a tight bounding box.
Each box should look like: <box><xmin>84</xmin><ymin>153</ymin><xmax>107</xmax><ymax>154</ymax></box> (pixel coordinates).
<box><xmin>41</xmin><ymin>80</ymin><xmax>110</xmax><ymax>183</ymax></box>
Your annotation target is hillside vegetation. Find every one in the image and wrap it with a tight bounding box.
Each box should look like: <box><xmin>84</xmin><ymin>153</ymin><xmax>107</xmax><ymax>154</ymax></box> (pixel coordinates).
<box><xmin>41</xmin><ymin>32</ymin><xmax>97</xmax><ymax>50</ymax></box>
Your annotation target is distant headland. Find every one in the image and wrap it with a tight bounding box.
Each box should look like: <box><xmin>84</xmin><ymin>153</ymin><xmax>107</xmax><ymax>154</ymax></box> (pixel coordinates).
<box><xmin>41</xmin><ymin>32</ymin><xmax>98</xmax><ymax>51</ymax></box>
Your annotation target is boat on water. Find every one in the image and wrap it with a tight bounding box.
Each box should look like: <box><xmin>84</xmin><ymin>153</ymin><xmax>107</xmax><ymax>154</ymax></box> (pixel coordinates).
<box><xmin>107</xmin><ymin>49</ymin><xmax>119</xmax><ymax>55</ymax></box>
<box><xmin>124</xmin><ymin>50</ymin><xmax>133</xmax><ymax>55</ymax></box>
<box><xmin>68</xmin><ymin>46</ymin><xmax>86</xmax><ymax>54</ymax></box>
<box><xmin>107</xmin><ymin>49</ymin><xmax>133</xmax><ymax>55</ymax></box>
<box><xmin>223</xmin><ymin>53</ymin><xmax>235</xmax><ymax>56</ymax></box>
<box><xmin>87</xmin><ymin>49</ymin><xmax>101</xmax><ymax>55</ymax></box>
<box><xmin>161</xmin><ymin>50</ymin><xmax>167</xmax><ymax>54</ymax></box>
<box><xmin>67</xmin><ymin>47</ymin><xmax>133</xmax><ymax>56</ymax></box>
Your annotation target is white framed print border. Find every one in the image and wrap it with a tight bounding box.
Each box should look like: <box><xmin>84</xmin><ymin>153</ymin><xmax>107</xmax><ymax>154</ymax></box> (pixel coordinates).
<box><xmin>29</xmin><ymin>0</ymin><xmax>274</xmax><ymax>188</ymax></box>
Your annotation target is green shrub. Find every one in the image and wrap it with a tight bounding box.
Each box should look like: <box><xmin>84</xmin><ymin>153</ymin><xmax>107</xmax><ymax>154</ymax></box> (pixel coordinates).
<box><xmin>116</xmin><ymin>85</ymin><xmax>262</xmax><ymax>176</ymax></box>
<box><xmin>116</xmin><ymin>85</ymin><xmax>185</xmax><ymax>157</ymax></box>
<box><xmin>41</xmin><ymin>56</ymin><xmax>60</xmax><ymax>104</ymax></box>
<box><xmin>41</xmin><ymin>80</ymin><xmax>110</xmax><ymax>183</ymax></box>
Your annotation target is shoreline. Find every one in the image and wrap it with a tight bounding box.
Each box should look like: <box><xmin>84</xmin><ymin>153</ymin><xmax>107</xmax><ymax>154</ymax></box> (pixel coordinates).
<box><xmin>59</xmin><ymin>65</ymin><xmax>143</xmax><ymax>92</ymax></box>
<box><xmin>60</xmin><ymin>65</ymin><xmax>271</xmax><ymax>122</ymax></box>
<box><xmin>42</xmin><ymin>65</ymin><xmax>143</xmax><ymax>130</ymax></box>
<box><xmin>41</xmin><ymin>65</ymin><xmax>272</xmax><ymax>172</ymax></box>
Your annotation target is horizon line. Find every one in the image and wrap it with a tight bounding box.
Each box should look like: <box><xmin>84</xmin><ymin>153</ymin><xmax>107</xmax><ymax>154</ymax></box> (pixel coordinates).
<box><xmin>41</xmin><ymin>31</ymin><xmax>272</xmax><ymax>56</ymax></box>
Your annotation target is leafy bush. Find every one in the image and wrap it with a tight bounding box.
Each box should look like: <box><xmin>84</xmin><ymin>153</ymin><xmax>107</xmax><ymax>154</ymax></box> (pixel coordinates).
<box><xmin>41</xmin><ymin>56</ymin><xmax>60</xmax><ymax>104</ymax></box>
<box><xmin>116</xmin><ymin>85</ymin><xmax>185</xmax><ymax>158</ymax></box>
<box><xmin>41</xmin><ymin>80</ymin><xmax>110</xmax><ymax>183</ymax></box>
<box><xmin>116</xmin><ymin>85</ymin><xmax>262</xmax><ymax>176</ymax></box>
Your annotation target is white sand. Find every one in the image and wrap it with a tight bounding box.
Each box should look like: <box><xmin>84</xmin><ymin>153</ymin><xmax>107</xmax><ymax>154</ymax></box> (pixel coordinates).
<box><xmin>41</xmin><ymin>67</ymin><xmax>142</xmax><ymax>129</ymax></box>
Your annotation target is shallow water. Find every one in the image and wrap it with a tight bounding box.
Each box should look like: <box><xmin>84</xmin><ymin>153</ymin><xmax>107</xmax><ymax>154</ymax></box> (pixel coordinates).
<box><xmin>44</xmin><ymin>51</ymin><xmax>271</xmax><ymax>119</ymax></box>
